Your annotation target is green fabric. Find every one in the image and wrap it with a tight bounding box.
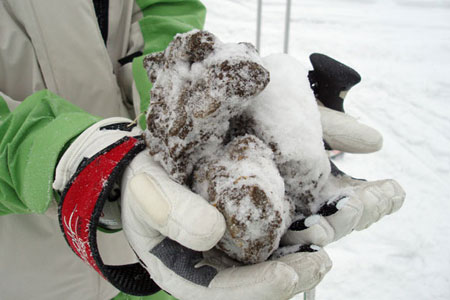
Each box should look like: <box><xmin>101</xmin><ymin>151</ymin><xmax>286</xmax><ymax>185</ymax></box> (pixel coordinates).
<box><xmin>0</xmin><ymin>90</ymin><xmax>101</xmax><ymax>215</ymax></box>
<box><xmin>132</xmin><ymin>0</ymin><xmax>206</xmax><ymax>128</ymax></box>
<box><xmin>113</xmin><ymin>290</ymin><xmax>178</xmax><ymax>300</ymax></box>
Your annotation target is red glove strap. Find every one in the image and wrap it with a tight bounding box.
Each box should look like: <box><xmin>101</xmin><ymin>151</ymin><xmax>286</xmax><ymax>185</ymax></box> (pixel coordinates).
<box><xmin>58</xmin><ymin>135</ymin><xmax>161</xmax><ymax>296</ymax></box>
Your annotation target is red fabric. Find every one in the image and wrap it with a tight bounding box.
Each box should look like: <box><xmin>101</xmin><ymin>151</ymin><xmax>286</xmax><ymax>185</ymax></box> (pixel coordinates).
<box><xmin>60</xmin><ymin>137</ymin><xmax>139</xmax><ymax>276</ymax></box>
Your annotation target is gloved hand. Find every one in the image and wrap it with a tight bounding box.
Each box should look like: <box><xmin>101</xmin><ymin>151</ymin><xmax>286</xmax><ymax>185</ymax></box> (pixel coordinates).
<box><xmin>53</xmin><ymin>117</ymin><xmax>331</xmax><ymax>300</ymax></box>
<box><xmin>282</xmin><ymin>159</ymin><xmax>405</xmax><ymax>247</ymax></box>
<box><xmin>281</xmin><ymin>54</ymin><xmax>406</xmax><ymax>248</ymax></box>
<box><xmin>121</xmin><ymin>149</ymin><xmax>332</xmax><ymax>300</ymax></box>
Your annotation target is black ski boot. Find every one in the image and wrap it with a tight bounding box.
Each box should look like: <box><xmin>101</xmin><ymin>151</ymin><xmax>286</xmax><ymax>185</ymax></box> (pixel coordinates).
<box><xmin>308</xmin><ymin>53</ymin><xmax>361</xmax><ymax>112</ymax></box>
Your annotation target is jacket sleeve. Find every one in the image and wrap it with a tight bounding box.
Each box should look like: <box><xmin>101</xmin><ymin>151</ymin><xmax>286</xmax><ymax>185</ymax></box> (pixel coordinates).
<box><xmin>0</xmin><ymin>3</ymin><xmax>103</xmax><ymax>215</ymax></box>
<box><xmin>0</xmin><ymin>91</ymin><xmax>101</xmax><ymax>215</ymax></box>
<box><xmin>0</xmin><ymin>0</ymin><xmax>206</xmax><ymax>216</ymax></box>
<box><xmin>131</xmin><ymin>0</ymin><xmax>207</xmax><ymax>128</ymax></box>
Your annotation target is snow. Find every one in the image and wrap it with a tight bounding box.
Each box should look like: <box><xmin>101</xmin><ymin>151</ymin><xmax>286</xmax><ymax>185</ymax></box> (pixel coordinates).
<box><xmin>144</xmin><ymin>30</ymin><xmax>269</xmax><ymax>183</ymax></box>
<box><xmin>202</xmin><ymin>0</ymin><xmax>450</xmax><ymax>299</ymax></box>
<box><xmin>248</xmin><ymin>53</ymin><xmax>331</xmax><ymax>215</ymax></box>
<box><xmin>193</xmin><ymin>134</ymin><xmax>289</xmax><ymax>264</ymax></box>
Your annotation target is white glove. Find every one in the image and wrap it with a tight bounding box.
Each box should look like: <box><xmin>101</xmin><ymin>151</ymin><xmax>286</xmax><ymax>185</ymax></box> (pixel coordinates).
<box><xmin>319</xmin><ymin>105</ymin><xmax>383</xmax><ymax>153</ymax></box>
<box><xmin>53</xmin><ymin>117</ymin><xmax>144</xmax><ymax>230</ymax></box>
<box><xmin>277</xmin><ymin>53</ymin><xmax>405</xmax><ymax>248</ymax></box>
<box><xmin>282</xmin><ymin>162</ymin><xmax>405</xmax><ymax>247</ymax></box>
<box><xmin>53</xmin><ymin>117</ymin><xmax>332</xmax><ymax>300</ymax></box>
<box><xmin>281</xmin><ymin>105</ymin><xmax>405</xmax><ymax>248</ymax></box>
<box><xmin>121</xmin><ymin>150</ymin><xmax>332</xmax><ymax>300</ymax></box>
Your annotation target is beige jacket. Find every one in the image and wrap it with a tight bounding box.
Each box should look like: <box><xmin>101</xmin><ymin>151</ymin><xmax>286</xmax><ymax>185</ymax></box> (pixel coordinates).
<box><xmin>0</xmin><ymin>1</ymin><xmax>144</xmax><ymax>299</ymax></box>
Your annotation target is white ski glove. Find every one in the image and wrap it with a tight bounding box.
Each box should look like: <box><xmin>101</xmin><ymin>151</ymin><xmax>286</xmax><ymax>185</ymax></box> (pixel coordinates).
<box><xmin>281</xmin><ymin>53</ymin><xmax>406</xmax><ymax>247</ymax></box>
<box><xmin>53</xmin><ymin>118</ymin><xmax>163</xmax><ymax>296</ymax></box>
<box><xmin>121</xmin><ymin>150</ymin><xmax>331</xmax><ymax>300</ymax></box>
<box><xmin>53</xmin><ymin>117</ymin><xmax>331</xmax><ymax>300</ymax></box>
<box><xmin>282</xmin><ymin>161</ymin><xmax>405</xmax><ymax>247</ymax></box>
<box><xmin>319</xmin><ymin>105</ymin><xmax>383</xmax><ymax>153</ymax></box>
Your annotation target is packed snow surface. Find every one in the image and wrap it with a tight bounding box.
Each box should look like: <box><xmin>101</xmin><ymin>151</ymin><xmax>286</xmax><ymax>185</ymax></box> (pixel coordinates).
<box><xmin>193</xmin><ymin>134</ymin><xmax>290</xmax><ymax>264</ymax></box>
<box><xmin>144</xmin><ymin>30</ymin><xmax>269</xmax><ymax>183</ymax></box>
<box><xmin>203</xmin><ymin>0</ymin><xmax>450</xmax><ymax>299</ymax></box>
<box><xmin>249</xmin><ymin>54</ymin><xmax>331</xmax><ymax>215</ymax></box>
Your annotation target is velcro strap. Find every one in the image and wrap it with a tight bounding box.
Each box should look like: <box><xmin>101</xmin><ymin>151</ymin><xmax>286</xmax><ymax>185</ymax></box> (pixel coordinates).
<box><xmin>58</xmin><ymin>135</ymin><xmax>161</xmax><ymax>296</ymax></box>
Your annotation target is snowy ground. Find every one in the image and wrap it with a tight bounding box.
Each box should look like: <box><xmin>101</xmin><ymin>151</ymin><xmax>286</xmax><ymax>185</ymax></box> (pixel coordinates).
<box><xmin>202</xmin><ymin>0</ymin><xmax>450</xmax><ymax>299</ymax></box>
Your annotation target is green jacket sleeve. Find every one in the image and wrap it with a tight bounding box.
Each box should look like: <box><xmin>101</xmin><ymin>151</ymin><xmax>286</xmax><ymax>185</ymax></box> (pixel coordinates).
<box><xmin>0</xmin><ymin>90</ymin><xmax>101</xmax><ymax>215</ymax></box>
<box><xmin>132</xmin><ymin>0</ymin><xmax>206</xmax><ymax>128</ymax></box>
<box><xmin>0</xmin><ymin>1</ymin><xmax>206</xmax><ymax>216</ymax></box>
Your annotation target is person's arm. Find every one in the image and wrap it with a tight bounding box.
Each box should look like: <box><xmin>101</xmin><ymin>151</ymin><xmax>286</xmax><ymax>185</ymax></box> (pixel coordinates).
<box><xmin>1</xmin><ymin>2</ymin><xmax>209</xmax><ymax>299</ymax></box>
<box><xmin>0</xmin><ymin>2</ymin><xmax>100</xmax><ymax>215</ymax></box>
<box><xmin>0</xmin><ymin>0</ymin><xmax>205</xmax><ymax>215</ymax></box>
<box><xmin>0</xmin><ymin>91</ymin><xmax>101</xmax><ymax>215</ymax></box>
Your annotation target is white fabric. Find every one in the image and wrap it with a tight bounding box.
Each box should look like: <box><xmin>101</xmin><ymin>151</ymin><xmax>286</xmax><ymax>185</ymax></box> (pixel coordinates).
<box><xmin>288</xmin><ymin>100</ymin><xmax>404</xmax><ymax>247</ymax></box>
<box><xmin>122</xmin><ymin>151</ymin><xmax>226</xmax><ymax>252</ymax></box>
<box><xmin>53</xmin><ymin>117</ymin><xmax>142</xmax><ymax>192</ymax></box>
<box><xmin>0</xmin><ymin>1</ymin><xmax>145</xmax><ymax>299</ymax></box>
<box><xmin>121</xmin><ymin>151</ymin><xmax>332</xmax><ymax>300</ymax></box>
<box><xmin>52</xmin><ymin>117</ymin><xmax>144</xmax><ymax>230</ymax></box>
<box><xmin>282</xmin><ymin>177</ymin><xmax>405</xmax><ymax>247</ymax></box>
<box><xmin>319</xmin><ymin>105</ymin><xmax>383</xmax><ymax>153</ymax></box>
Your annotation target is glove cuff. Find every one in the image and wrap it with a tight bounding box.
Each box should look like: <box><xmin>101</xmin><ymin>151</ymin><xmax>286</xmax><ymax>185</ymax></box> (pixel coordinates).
<box><xmin>53</xmin><ymin>117</ymin><xmax>141</xmax><ymax>191</ymax></box>
<box><xmin>56</xmin><ymin>119</ymin><xmax>161</xmax><ymax>296</ymax></box>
